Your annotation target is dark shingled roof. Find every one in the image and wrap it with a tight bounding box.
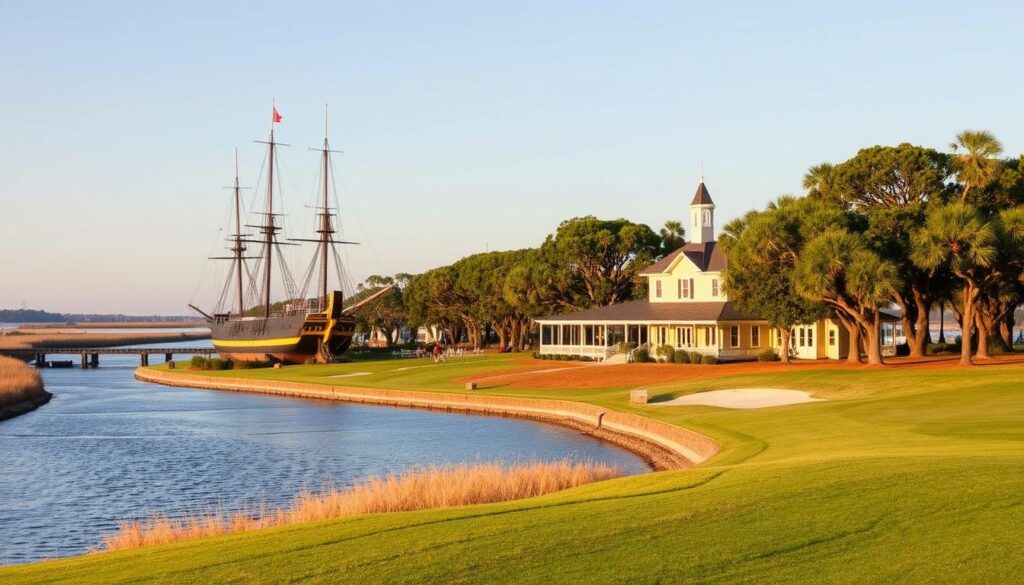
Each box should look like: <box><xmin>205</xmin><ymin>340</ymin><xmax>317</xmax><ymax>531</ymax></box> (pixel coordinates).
<box><xmin>535</xmin><ymin>300</ymin><xmax>763</xmax><ymax>322</ymax></box>
<box><xmin>691</xmin><ymin>181</ymin><xmax>714</xmax><ymax>205</ymax></box>
<box><xmin>639</xmin><ymin>241</ymin><xmax>727</xmax><ymax>274</ymax></box>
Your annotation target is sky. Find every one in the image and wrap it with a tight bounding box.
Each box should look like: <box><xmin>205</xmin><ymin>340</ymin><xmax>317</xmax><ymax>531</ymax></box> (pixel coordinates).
<box><xmin>2</xmin><ymin>1</ymin><xmax>1023</xmax><ymax>314</ymax></box>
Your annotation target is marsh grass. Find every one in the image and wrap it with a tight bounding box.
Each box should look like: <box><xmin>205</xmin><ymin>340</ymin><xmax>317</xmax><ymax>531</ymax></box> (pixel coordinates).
<box><xmin>0</xmin><ymin>356</ymin><xmax>47</xmax><ymax>407</ymax></box>
<box><xmin>100</xmin><ymin>460</ymin><xmax>621</xmax><ymax>551</ymax></box>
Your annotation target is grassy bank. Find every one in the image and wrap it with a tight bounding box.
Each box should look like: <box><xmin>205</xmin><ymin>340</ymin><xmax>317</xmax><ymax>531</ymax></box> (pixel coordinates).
<box><xmin>0</xmin><ymin>356</ymin><xmax>51</xmax><ymax>419</ymax></box>
<box><xmin>0</xmin><ymin>329</ymin><xmax>210</xmax><ymax>351</ymax></box>
<box><xmin>4</xmin><ymin>354</ymin><xmax>1024</xmax><ymax>583</ymax></box>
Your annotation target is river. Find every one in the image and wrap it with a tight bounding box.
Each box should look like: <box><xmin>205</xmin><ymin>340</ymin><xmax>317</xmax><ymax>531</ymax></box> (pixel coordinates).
<box><xmin>0</xmin><ymin>339</ymin><xmax>648</xmax><ymax>564</ymax></box>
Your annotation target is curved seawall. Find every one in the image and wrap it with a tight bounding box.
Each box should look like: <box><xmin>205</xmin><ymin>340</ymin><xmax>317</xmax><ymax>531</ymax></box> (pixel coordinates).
<box><xmin>135</xmin><ymin>368</ymin><xmax>720</xmax><ymax>470</ymax></box>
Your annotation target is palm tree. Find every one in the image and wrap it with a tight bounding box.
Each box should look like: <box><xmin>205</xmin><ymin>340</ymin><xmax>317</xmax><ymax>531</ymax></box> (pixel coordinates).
<box><xmin>659</xmin><ymin>220</ymin><xmax>685</xmax><ymax>257</ymax></box>
<box><xmin>794</xmin><ymin>230</ymin><xmax>900</xmax><ymax>365</ymax></box>
<box><xmin>951</xmin><ymin>130</ymin><xmax>1003</xmax><ymax>202</ymax></box>
<box><xmin>912</xmin><ymin>202</ymin><xmax>998</xmax><ymax>365</ymax></box>
<box><xmin>802</xmin><ymin>162</ymin><xmax>835</xmax><ymax>200</ymax></box>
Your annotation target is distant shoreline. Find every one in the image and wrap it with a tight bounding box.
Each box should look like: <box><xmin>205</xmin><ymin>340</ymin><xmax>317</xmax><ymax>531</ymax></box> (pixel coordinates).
<box><xmin>16</xmin><ymin>321</ymin><xmax>204</xmax><ymax>330</ymax></box>
<box><xmin>0</xmin><ymin>330</ymin><xmax>210</xmax><ymax>352</ymax></box>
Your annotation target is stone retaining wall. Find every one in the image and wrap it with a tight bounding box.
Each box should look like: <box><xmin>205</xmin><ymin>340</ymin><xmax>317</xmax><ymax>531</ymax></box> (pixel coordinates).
<box><xmin>135</xmin><ymin>369</ymin><xmax>720</xmax><ymax>470</ymax></box>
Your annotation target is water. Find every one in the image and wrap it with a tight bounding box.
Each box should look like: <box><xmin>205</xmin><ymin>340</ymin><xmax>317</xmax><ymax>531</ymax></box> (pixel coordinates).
<box><xmin>0</xmin><ymin>340</ymin><xmax>648</xmax><ymax>564</ymax></box>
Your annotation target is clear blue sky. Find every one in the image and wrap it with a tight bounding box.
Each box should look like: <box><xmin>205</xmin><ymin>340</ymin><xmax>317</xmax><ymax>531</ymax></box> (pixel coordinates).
<box><xmin>2</xmin><ymin>1</ymin><xmax>1023</xmax><ymax>314</ymax></box>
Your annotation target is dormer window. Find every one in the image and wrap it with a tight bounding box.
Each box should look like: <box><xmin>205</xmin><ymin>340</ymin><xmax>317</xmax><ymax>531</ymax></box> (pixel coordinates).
<box><xmin>656</xmin><ymin>280</ymin><xmax>662</xmax><ymax>298</ymax></box>
<box><xmin>711</xmin><ymin>278</ymin><xmax>719</xmax><ymax>297</ymax></box>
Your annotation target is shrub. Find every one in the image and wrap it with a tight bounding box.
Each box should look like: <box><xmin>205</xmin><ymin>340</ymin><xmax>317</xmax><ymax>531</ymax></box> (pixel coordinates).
<box><xmin>701</xmin><ymin>354</ymin><xmax>719</xmax><ymax>365</ymax></box>
<box><xmin>927</xmin><ymin>341</ymin><xmax>961</xmax><ymax>355</ymax></box>
<box><xmin>895</xmin><ymin>342</ymin><xmax>911</xmax><ymax>357</ymax></box>
<box><xmin>233</xmin><ymin>359</ymin><xmax>272</xmax><ymax>370</ymax></box>
<box><xmin>688</xmin><ymin>351</ymin><xmax>703</xmax><ymax>364</ymax></box>
<box><xmin>189</xmin><ymin>356</ymin><xmax>209</xmax><ymax>370</ymax></box>
<box><xmin>633</xmin><ymin>348</ymin><xmax>650</xmax><ymax>363</ymax></box>
<box><xmin>756</xmin><ymin>348</ymin><xmax>780</xmax><ymax>362</ymax></box>
<box><xmin>674</xmin><ymin>350</ymin><xmax>690</xmax><ymax>364</ymax></box>
<box><xmin>656</xmin><ymin>344</ymin><xmax>675</xmax><ymax>363</ymax></box>
<box><xmin>618</xmin><ymin>341</ymin><xmax>637</xmax><ymax>354</ymax></box>
<box><xmin>207</xmin><ymin>358</ymin><xmax>232</xmax><ymax>370</ymax></box>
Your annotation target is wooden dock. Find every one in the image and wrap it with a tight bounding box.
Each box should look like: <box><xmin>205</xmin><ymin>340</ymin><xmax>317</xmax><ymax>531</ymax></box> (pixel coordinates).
<box><xmin>0</xmin><ymin>347</ymin><xmax>216</xmax><ymax>368</ymax></box>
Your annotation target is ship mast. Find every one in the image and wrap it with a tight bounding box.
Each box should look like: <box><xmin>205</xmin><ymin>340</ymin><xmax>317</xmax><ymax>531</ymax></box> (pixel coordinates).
<box><xmin>289</xmin><ymin>104</ymin><xmax>358</xmax><ymax>311</ymax></box>
<box><xmin>319</xmin><ymin>105</ymin><xmax>332</xmax><ymax>309</ymax></box>
<box><xmin>254</xmin><ymin>101</ymin><xmax>286</xmax><ymax>320</ymax></box>
<box><xmin>232</xmin><ymin>149</ymin><xmax>245</xmax><ymax>317</ymax></box>
<box><xmin>264</xmin><ymin>124</ymin><xmax>275</xmax><ymax>319</ymax></box>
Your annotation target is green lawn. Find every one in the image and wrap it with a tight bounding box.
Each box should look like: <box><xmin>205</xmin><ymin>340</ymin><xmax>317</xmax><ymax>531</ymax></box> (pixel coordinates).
<box><xmin>4</xmin><ymin>355</ymin><xmax>1024</xmax><ymax>583</ymax></box>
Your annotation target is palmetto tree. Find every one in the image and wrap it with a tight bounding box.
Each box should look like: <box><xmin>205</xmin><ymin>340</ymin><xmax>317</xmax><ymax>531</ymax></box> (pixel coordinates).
<box><xmin>912</xmin><ymin>202</ymin><xmax>997</xmax><ymax>365</ymax></box>
<box><xmin>802</xmin><ymin>162</ymin><xmax>835</xmax><ymax>200</ymax></box>
<box><xmin>795</xmin><ymin>229</ymin><xmax>900</xmax><ymax>365</ymax></box>
<box><xmin>658</xmin><ymin>220</ymin><xmax>685</xmax><ymax>257</ymax></box>
<box><xmin>951</xmin><ymin>130</ymin><xmax>1003</xmax><ymax>202</ymax></box>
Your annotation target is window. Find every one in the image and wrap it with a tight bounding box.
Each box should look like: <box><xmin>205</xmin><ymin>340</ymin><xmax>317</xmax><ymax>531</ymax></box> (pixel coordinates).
<box><xmin>799</xmin><ymin>328</ymin><xmax>806</xmax><ymax>347</ymax></box>
<box><xmin>730</xmin><ymin>326</ymin><xmax>739</xmax><ymax>348</ymax></box>
<box><xmin>705</xmin><ymin>326</ymin><xmax>717</xmax><ymax>347</ymax></box>
<box><xmin>807</xmin><ymin>327</ymin><xmax>814</xmax><ymax>347</ymax></box>
<box><xmin>584</xmin><ymin>325</ymin><xmax>594</xmax><ymax>346</ymax></box>
<box><xmin>542</xmin><ymin>325</ymin><xmax>554</xmax><ymax>345</ymax></box>
<box><xmin>681</xmin><ymin>278</ymin><xmax>692</xmax><ymax>299</ymax></box>
<box><xmin>828</xmin><ymin>329</ymin><xmax>836</xmax><ymax>346</ymax></box>
<box><xmin>711</xmin><ymin>279</ymin><xmax>719</xmax><ymax>297</ymax></box>
<box><xmin>703</xmin><ymin>209</ymin><xmax>711</xmax><ymax>226</ymax></box>
<box><xmin>595</xmin><ymin>325</ymin><xmax>605</xmax><ymax>346</ymax></box>
<box><xmin>882</xmin><ymin>323</ymin><xmax>895</xmax><ymax>346</ymax></box>
<box><xmin>751</xmin><ymin>326</ymin><xmax>760</xmax><ymax>348</ymax></box>
<box><xmin>676</xmin><ymin>327</ymin><xmax>693</xmax><ymax>348</ymax></box>
<box><xmin>658</xmin><ymin>327</ymin><xmax>667</xmax><ymax>345</ymax></box>
<box><xmin>777</xmin><ymin>328</ymin><xmax>783</xmax><ymax>346</ymax></box>
<box><xmin>656</xmin><ymin>280</ymin><xmax>662</xmax><ymax>298</ymax></box>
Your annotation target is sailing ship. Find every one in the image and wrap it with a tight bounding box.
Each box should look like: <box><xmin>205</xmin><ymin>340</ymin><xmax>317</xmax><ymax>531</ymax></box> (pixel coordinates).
<box><xmin>190</xmin><ymin>104</ymin><xmax>390</xmax><ymax>364</ymax></box>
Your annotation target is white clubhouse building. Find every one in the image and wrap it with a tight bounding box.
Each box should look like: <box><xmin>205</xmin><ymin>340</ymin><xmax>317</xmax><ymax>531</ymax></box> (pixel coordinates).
<box><xmin>535</xmin><ymin>181</ymin><xmax>900</xmax><ymax>361</ymax></box>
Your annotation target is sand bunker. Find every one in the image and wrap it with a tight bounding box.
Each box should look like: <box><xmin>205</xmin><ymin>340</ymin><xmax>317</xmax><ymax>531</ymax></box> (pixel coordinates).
<box><xmin>654</xmin><ymin>388</ymin><xmax>823</xmax><ymax>409</ymax></box>
<box><xmin>328</xmin><ymin>372</ymin><xmax>373</xmax><ymax>378</ymax></box>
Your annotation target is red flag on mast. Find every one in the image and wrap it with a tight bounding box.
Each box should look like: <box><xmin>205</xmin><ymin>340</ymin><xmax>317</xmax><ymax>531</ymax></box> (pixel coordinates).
<box><xmin>272</xmin><ymin>106</ymin><xmax>282</xmax><ymax>124</ymax></box>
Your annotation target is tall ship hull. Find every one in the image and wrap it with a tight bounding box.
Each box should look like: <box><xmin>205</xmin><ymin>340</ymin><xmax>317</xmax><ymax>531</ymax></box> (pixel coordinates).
<box><xmin>210</xmin><ymin>293</ymin><xmax>356</xmax><ymax>364</ymax></box>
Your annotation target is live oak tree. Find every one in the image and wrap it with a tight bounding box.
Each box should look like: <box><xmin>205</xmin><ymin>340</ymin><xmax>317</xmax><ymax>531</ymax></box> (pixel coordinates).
<box><xmin>347</xmin><ymin>274</ymin><xmax>411</xmax><ymax>346</ymax></box>
<box><xmin>827</xmin><ymin>143</ymin><xmax>955</xmax><ymax>357</ymax></box>
<box><xmin>721</xmin><ymin>197</ymin><xmax>829</xmax><ymax>364</ymax></box>
<box><xmin>540</xmin><ymin>216</ymin><xmax>660</xmax><ymax>310</ymax></box>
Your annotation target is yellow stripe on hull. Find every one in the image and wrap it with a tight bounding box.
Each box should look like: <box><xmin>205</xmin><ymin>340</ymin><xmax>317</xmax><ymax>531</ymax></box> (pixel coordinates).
<box><xmin>212</xmin><ymin>337</ymin><xmax>303</xmax><ymax>348</ymax></box>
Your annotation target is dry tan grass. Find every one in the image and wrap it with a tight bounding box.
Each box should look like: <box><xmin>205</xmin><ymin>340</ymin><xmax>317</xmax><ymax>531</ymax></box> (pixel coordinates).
<box><xmin>100</xmin><ymin>460</ymin><xmax>621</xmax><ymax>551</ymax></box>
<box><xmin>0</xmin><ymin>330</ymin><xmax>210</xmax><ymax>350</ymax></box>
<box><xmin>0</xmin><ymin>356</ymin><xmax>47</xmax><ymax>407</ymax></box>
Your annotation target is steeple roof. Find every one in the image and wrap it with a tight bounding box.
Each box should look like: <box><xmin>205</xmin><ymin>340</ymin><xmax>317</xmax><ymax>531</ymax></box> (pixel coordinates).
<box><xmin>691</xmin><ymin>181</ymin><xmax>714</xmax><ymax>206</ymax></box>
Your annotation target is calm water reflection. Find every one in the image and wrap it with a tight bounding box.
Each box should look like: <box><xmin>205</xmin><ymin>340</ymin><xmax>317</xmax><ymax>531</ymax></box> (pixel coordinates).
<box><xmin>0</xmin><ymin>341</ymin><xmax>648</xmax><ymax>564</ymax></box>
